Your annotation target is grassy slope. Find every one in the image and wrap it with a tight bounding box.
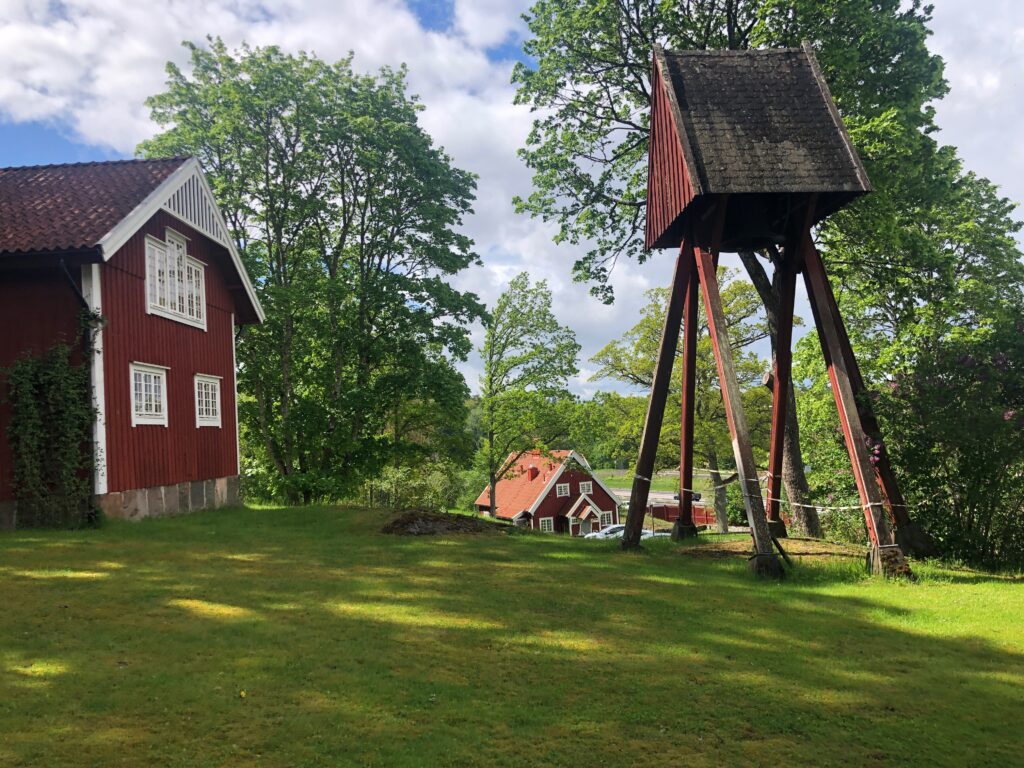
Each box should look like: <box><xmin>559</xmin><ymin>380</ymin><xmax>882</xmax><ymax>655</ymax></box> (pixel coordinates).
<box><xmin>1</xmin><ymin>507</ymin><xmax>1021</xmax><ymax>767</ymax></box>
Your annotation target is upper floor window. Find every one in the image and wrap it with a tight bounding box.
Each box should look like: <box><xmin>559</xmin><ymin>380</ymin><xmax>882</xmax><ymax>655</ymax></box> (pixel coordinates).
<box><xmin>556</xmin><ymin>483</ymin><xmax>570</xmax><ymax>498</ymax></box>
<box><xmin>131</xmin><ymin>362</ymin><xmax>168</xmax><ymax>427</ymax></box>
<box><xmin>146</xmin><ymin>229</ymin><xmax>206</xmax><ymax>329</ymax></box>
<box><xmin>579</xmin><ymin>481</ymin><xmax>593</xmax><ymax>495</ymax></box>
<box><xmin>194</xmin><ymin>374</ymin><xmax>222</xmax><ymax>428</ymax></box>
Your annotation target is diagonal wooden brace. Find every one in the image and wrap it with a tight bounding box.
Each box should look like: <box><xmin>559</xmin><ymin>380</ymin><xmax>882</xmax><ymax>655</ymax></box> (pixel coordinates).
<box><xmin>764</xmin><ymin>260</ymin><xmax>796</xmax><ymax>536</ymax></box>
<box><xmin>622</xmin><ymin>239</ymin><xmax>694</xmax><ymax>549</ymax></box>
<box><xmin>694</xmin><ymin>248</ymin><xmax>782</xmax><ymax>578</ymax></box>
<box><xmin>801</xmin><ymin>233</ymin><xmax>912</xmax><ymax>577</ymax></box>
<box><xmin>802</xmin><ymin>241</ymin><xmax>936</xmax><ymax>558</ymax></box>
<box><xmin>673</xmin><ymin>240</ymin><xmax>700</xmax><ymax>540</ymax></box>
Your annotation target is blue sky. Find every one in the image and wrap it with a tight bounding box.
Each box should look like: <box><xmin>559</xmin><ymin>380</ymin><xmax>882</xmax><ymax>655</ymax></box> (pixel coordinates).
<box><xmin>1</xmin><ymin>0</ymin><xmax>1021</xmax><ymax>395</ymax></box>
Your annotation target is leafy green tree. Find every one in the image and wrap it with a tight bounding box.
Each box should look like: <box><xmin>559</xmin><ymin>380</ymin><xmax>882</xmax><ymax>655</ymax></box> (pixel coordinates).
<box><xmin>591</xmin><ymin>269</ymin><xmax>776</xmax><ymax>532</ymax></box>
<box><xmin>139</xmin><ymin>39</ymin><xmax>483</xmax><ymax>502</ymax></box>
<box><xmin>477</xmin><ymin>273</ymin><xmax>580</xmax><ymax>517</ymax></box>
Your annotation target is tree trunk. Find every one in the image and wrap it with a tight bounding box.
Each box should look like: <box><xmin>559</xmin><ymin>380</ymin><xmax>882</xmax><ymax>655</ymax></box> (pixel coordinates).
<box><xmin>706</xmin><ymin>450</ymin><xmax>729</xmax><ymax>533</ymax></box>
<box><xmin>738</xmin><ymin>250</ymin><xmax>822</xmax><ymax>537</ymax></box>
<box><xmin>782</xmin><ymin>385</ymin><xmax>822</xmax><ymax>537</ymax></box>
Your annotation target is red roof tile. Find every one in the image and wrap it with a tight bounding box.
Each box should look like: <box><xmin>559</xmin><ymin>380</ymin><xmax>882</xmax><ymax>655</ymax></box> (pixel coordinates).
<box><xmin>475</xmin><ymin>450</ymin><xmax>575</xmax><ymax>519</ymax></box>
<box><xmin>0</xmin><ymin>157</ymin><xmax>189</xmax><ymax>256</ymax></box>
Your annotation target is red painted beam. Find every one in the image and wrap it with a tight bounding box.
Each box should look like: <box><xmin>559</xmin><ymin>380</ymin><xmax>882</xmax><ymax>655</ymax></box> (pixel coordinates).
<box><xmin>693</xmin><ymin>206</ymin><xmax>777</xmax><ymax>568</ymax></box>
<box><xmin>765</xmin><ymin>262</ymin><xmax>796</xmax><ymax>524</ymax></box>
<box><xmin>677</xmin><ymin>240</ymin><xmax>699</xmax><ymax>532</ymax></box>
<box><xmin>622</xmin><ymin>239</ymin><xmax>693</xmax><ymax>549</ymax></box>
<box><xmin>801</xmin><ymin>234</ymin><xmax>895</xmax><ymax>549</ymax></box>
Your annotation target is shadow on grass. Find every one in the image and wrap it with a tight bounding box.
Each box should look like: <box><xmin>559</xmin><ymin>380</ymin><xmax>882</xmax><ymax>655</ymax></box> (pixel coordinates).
<box><xmin>0</xmin><ymin>505</ymin><xmax>1021</xmax><ymax>767</ymax></box>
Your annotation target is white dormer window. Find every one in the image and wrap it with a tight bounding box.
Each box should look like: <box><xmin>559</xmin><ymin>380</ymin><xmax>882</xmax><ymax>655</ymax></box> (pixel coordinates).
<box><xmin>579</xmin><ymin>481</ymin><xmax>593</xmax><ymax>495</ymax></box>
<box><xmin>145</xmin><ymin>229</ymin><xmax>206</xmax><ymax>330</ymax></box>
<box><xmin>194</xmin><ymin>374</ymin><xmax>222</xmax><ymax>428</ymax></box>
<box><xmin>556</xmin><ymin>483</ymin><xmax>570</xmax><ymax>498</ymax></box>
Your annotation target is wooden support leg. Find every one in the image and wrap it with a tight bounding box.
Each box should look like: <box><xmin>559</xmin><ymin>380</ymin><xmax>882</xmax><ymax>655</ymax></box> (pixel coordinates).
<box><xmin>694</xmin><ymin>248</ymin><xmax>783</xmax><ymax>578</ymax></box>
<box><xmin>812</xmin><ymin>257</ymin><xmax>937</xmax><ymax>558</ymax></box>
<box><xmin>673</xmin><ymin>244</ymin><xmax>700</xmax><ymax>541</ymax></box>
<box><xmin>801</xmin><ymin>235</ymin><xmax>912</xmax><ymax>577</ymax></box>
<box><xmin>764</xmin><ymin>261</ymin><xmax>796</xmax><ymax>539</ymax></box>
<box><xmin>622</xmin><ymin>239</ymin><xmax>694</xmax><ymax>549</ymax></box>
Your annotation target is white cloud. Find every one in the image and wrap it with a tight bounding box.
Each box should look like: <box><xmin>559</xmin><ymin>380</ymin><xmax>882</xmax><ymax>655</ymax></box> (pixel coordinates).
<box><xmin>0</xmin><ymin>0</ymin><xmax>1020</xmax><ymax>401</ymax></box>
<box><xmin>928</xmin><ymin>0</ymin><xmax>1024</xmax><ymax>224</ymax></box>
<box><xmin>453</xmin><ymin>0</ymin><xmax>527</xmax><ymax>49</ymax></box>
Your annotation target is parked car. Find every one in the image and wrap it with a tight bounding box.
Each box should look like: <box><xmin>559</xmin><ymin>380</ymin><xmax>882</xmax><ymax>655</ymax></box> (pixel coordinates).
<box><xmin>641</xmin><ymin>530</ymin><xmax>672</xmax><ymax>539</ymax></box>
<box><xmin>585</xmin><ymin>524</ymin><xmax>625</xmax><ymax>540</ymax></box>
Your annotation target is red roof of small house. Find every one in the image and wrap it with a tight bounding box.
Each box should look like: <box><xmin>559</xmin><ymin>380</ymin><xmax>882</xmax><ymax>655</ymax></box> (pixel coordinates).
<box><xmin>475</xmin><ymin>450</ymin><xmax>575</xmax><ymax>519</ymax></box>
<box><xmin>0</xmin><ymin>157</ymin><xmax>190</xmax><ymax>256</ymax></box>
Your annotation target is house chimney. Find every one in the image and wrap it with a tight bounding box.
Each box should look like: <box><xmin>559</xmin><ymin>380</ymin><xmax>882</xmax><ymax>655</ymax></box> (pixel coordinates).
<box><xmin>528</xmin><ymin>466</ymin><xmax>539</xmax><ymax>480</ymax></box>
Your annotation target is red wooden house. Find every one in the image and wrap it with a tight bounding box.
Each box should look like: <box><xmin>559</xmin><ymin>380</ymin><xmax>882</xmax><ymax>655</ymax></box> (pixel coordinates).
<box><xmin>0</xmin><ymin>157</ymin><xmax>264</xmax><ymax>527</ymax></box>
<box><xmin>475</xmin><ymin>450</ymin><xmax>621</xmax><ymax>536</ymax></box>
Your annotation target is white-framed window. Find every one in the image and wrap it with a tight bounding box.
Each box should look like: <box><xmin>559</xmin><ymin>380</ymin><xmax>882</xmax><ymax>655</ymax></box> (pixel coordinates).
<box><xmin>600</xmin><ymin>511</ymin><xmax>613</xmax><ymax>528</ymax></box>
<box><xmin>579</xmin><ymin>481</ymin><xmax>593</xmax><ymax>495</ymax></box>
<box><xmin>556</xmin><ymin>483</ymin><xmax>570</xmax><ymax>498</ymax></box>
<box><xmin>130</xmin><ymin>362</ymin><xmax>168</xmax><ymax>427</ymax></box>
<box><xmin>539</xmin><ymin>517</ymin><xmax>554</xmax><ymax>533</ymax></box>
<box><xmin>145</xmin><ymin>229</ymin><xmax>206</xmax><ymax>329</ymax></box>
<box><xmin>194</xmin><ymin>374</ymin><xmax>222</xmax><ymax>428</ymax></box>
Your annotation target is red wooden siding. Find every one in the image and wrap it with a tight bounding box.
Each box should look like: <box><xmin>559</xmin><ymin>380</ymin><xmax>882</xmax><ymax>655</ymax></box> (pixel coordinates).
<box><xmin>532</xmin><ymin>469</ymin><xmax>620</xmax><ymax>533</ymax></box>
<box><xmin>101</xmin><ymin>210</ymin><xmax>238</xmax><ymax>492</ymax></box>
<box><xmin>0</xmin><ymin>269</ymin><xmax>83</xmax><ymax>501</ymax></box>
<box><xmin>649</xmin><ymin>503</ymin><xmax>716</xmax><ymax>527</ymax></box>
<box><xmin>645</xmin><ymin>55</ymin><xmax>697</xmax><ymax>250</ymax></box>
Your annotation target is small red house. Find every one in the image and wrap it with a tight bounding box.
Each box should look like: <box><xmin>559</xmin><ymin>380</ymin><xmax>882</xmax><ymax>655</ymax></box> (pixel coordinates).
<box><xmin>0</xmin><ymin>157</ymin><xmax>264</xmax><ymax>527</ymax></box>
<box><xmin>475</xmin><ymin>450</ymin><xmax>621</xmax><ymax>536</ymax></box>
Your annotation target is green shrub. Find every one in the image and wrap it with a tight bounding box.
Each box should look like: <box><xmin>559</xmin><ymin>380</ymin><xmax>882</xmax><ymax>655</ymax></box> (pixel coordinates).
<box><xmin>365</xmin><ymin>462</ymin><xmax>466</xmax><ymax>512</ymax></box>
<box><xmin>2</xmin><ymin>314</ymin><xmax>99</xmax><ymax>528</ymax></box>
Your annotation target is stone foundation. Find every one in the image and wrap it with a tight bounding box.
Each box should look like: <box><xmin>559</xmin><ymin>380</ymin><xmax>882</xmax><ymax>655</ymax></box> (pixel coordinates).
<box><xmin>867</xmin><ymin>543</ymin><xmax>915</xmax><ymax>579</ymax></box>
<box><xmin>96</xmin><ymin>475</ymin><xmax>241</xmax><ymax>521</ymax></box>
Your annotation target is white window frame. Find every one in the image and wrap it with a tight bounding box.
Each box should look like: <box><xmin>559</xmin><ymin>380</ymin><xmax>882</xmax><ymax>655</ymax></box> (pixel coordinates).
<box><xmin>600</xmin><ymin>511</ymin><xmax>613</xmax><ymax>528</ymax></box>
<box><xmin>556</xmin><ymin>483</ymin><xmax>570</xmax><ymax>498</ymax></box>
<box><xmin>145</xmin><ymin>229</ymin><xmax>207</xmax><ymax>331</ymax></box>
<box><xmin>130</xmin><ymin>362</ymin><xmax>169</xmax><ymax>427</ymax></box>
<box><xmin>579</xmin><ymin>481</ymin><xmax>593</xmax><ymax>495</ymax></box>
<box><xmin>539</xmin><ymin>517</ymin><xmax>554</xmax><ymax>533</ymax></box>
<box><xmin>194</xmin><ymin>374</ymin><xmax>223</xmax><ymax>428</ymax></box>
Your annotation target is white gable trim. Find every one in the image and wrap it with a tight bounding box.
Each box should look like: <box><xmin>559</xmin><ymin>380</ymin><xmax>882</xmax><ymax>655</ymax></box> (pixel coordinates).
<box><xmin>96</xmin><ymin>158</ymin><xmax>265</xmax><ymax>322</ymax></box>
<box><xmin>81</xmin><ymin>264</ymin><xmax>107</xmax><ymax>495</ymax></box>
<box><xmin>566</xmin><ymin>493</ymin><xmax>608</xmax><ymax>519</ymax></box>
<box><xmin>525</xmin><ymin>450</ymin><xmax>621</xmax><ymax>515</ymax></box>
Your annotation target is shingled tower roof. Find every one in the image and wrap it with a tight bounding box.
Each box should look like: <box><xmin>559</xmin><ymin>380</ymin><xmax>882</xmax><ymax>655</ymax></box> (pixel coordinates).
<box><xmin>646</xmin><ymin>42</ymin><xmax>871</xmax><ymax>251</ymax></box>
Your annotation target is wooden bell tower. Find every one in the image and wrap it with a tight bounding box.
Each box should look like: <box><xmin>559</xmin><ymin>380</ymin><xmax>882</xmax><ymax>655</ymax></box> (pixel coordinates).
<box><xmin>625</xmin><ymin>43</ymin><xmax>930</xmax><ymax>577</ymax></box>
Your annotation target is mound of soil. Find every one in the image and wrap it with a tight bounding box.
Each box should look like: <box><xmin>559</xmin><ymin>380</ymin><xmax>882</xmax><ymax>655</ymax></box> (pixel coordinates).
<box><xmin>381</xmin><ymin>509</ymin><xmax>501</xmax><ymax>536</ymax></box>
<box><xmin>678</xmin><ymin>536</ymin><xmax>865</xmax><ymax>560</ymax></box>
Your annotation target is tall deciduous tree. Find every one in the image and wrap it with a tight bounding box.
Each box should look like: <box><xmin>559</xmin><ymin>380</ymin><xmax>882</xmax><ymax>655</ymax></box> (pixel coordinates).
<box><xmin>592</xmin><ymin>270</ymin><xmax>774</xmax><ymax>531</ymax></box>
<box><xmin>139</xmin><ymin>39</ymin><xmax>483</xmax><ymax>502</ymax></box>
<box><xmin>477</xmin><ymin>273</ymin><xmax>580</xmax><ymax>517</ymax></box>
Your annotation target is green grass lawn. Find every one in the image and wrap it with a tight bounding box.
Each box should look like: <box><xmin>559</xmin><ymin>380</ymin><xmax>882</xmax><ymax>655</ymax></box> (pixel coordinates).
<box><xmin>2</xmin><ymin>507</ymin><xmax>1022</xmax><ymax>767</ymax></box>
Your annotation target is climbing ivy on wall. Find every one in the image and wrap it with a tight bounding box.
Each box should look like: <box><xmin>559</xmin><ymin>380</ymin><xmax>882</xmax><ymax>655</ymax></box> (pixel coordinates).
<box><xmin>3</xmin><ymin>312</ymin><xmax>101</xmax><ymax>528</ymax></box>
